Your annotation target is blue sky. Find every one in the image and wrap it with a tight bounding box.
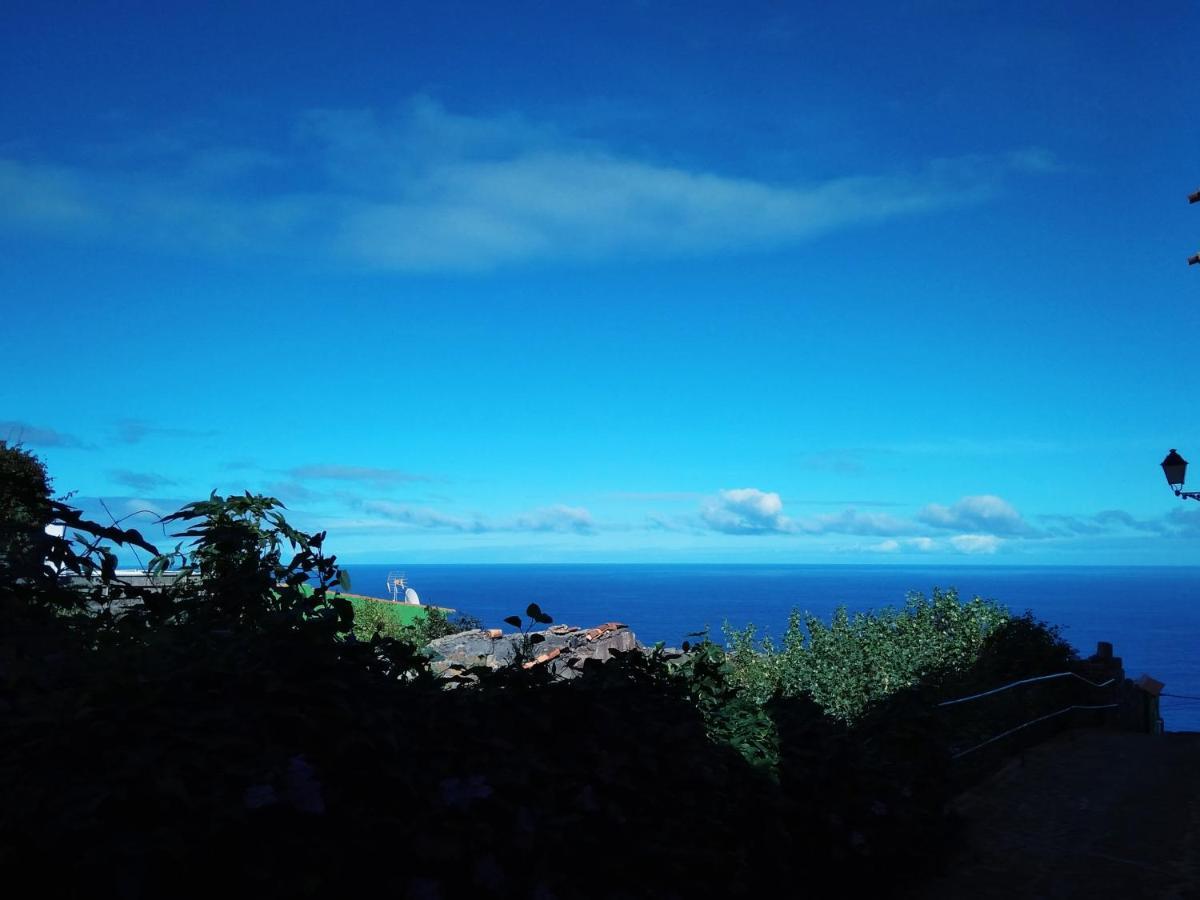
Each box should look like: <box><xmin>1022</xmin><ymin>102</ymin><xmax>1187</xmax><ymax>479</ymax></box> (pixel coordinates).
<box><xmin>4</xmin><ymin>1</ymin><xmax>1200</xmax><ymax>564</ymax></box>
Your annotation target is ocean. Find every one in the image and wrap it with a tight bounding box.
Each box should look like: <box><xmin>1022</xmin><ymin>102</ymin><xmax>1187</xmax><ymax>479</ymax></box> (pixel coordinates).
<box><xmin>340</xmin><ymin>564</ymin><xmax>1200</xmax><ymax>732</ymax></box>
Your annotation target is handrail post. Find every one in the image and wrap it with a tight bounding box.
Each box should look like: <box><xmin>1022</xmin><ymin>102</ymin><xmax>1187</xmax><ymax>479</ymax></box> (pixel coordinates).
<box><xmin>1133</xmin><ymin>674</ymin><xmax>1166</xmax><ymax>735</ymax></box>
<box><xmin>1073</xmin><ymin>641</ymin><xmax>1125</xmax><ymax>730</ymax></box>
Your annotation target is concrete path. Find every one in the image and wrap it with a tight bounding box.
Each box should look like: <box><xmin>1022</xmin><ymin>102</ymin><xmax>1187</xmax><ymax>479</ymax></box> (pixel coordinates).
<box><xmin>914</xmin><ymin>729</ymin><xmax>1200</xmax><ymax>899</ymax></box>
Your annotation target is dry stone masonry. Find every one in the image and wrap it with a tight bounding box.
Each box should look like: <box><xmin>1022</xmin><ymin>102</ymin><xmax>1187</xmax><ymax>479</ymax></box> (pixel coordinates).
<box><xmin>425</xmin><ymin>622</ymin><xmax>640</xmax><ymax>682</ymax></box>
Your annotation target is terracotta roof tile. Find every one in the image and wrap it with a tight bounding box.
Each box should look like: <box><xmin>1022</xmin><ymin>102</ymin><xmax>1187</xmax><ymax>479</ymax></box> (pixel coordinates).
<box><xmin>522</xmin><ymin>647</ymin><xmax>563</xmax><ymax>669</ymax></box>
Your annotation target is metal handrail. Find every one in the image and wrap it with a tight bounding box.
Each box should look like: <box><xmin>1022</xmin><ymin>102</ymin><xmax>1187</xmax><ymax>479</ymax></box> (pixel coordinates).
<box><xmin>937</xmin><ymin>671</ymin><xmax>1116</xmax><ymax>708</ymax></box>
<box><xmin>950</xmin><ymin>703</ymin><xmax>1119</xmax><ymax>760</ymax></box>
<box><xmin>936</xmin><ymin>671</ymin><xmax>1121</xmax><ymax>760</ymax></box>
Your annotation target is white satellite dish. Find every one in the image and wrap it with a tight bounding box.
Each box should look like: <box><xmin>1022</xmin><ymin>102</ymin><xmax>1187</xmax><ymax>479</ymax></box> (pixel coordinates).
<box><xmin>44</xmin><ymin>524</ymin><xmax>65</xmax><ymax>573</ymax></box>
<box><xmin>404</xmin><ymin>587</ymin><xmax>420</xmax><ymax>606</ymax></box>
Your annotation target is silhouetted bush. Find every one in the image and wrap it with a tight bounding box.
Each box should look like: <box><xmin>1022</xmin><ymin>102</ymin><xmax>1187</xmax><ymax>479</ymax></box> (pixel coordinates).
<box><xmin>0</xmin><ymin>473</ymin><xmax>1085</xmax><ymax>898</ymax></box>
<box><xmin>0</xmin><ymin>440</ymin><xmax>54</xmax><ymax>585</ymax></box>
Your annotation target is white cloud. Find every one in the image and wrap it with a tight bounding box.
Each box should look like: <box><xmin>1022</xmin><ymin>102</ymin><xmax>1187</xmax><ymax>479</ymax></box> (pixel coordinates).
<box><xmin>113</xmin><ymin>418</ymin><xmax>215</xmax><ymax>445</ymax></box>
<box><xmin>0</xmin><ymin>159</ymin><xmax>101</xmax><ymax>231</ymax></box>
<box><xmin>362</xmin><ymin>499</ymin><xmax>595</xmax><ymax>535</ymax></box>
<box><xmin>700</xmin><ymin>488</ymin><xmax>793</xmax><ymax>534</ymax></box>
<box><xmin>1037</xmin><ymin>508</ymin><xmax>1199</xmax><ymax>538</ymax></box>
<box><xmin>67</xmin><ymin>495</ymin><xmax>184</xmax><ymax>524</ymax></box>
<box><xmin>109</xmin><ymin>470</ymin><xmax>176</xmax><ymax>491</ymax></box>
<box><xmin>1006</xmin><ymin>147</ymin><xmax>1063</xmax><ymax>174</ymax></box>
<box><xmin>796</xmin><ymin>508</ymin><xmax>919</xmax><ymax>536</ymax></box>
<box><xmin>121</xmin><ymin>498</ymin><xmax>180</xmax><ymax>521</ymax></box>
<box><xmin>0</xmin><ymin>420</ymin><xmax>88</xmax><ymax>448</ymax></box>
<box><xmin>1160</xmin><ymin>507</ymin><xmax>1200</xmax><ymax>538</ymax></box>
<box><xmin>950</xmin><ymin>534</ymin><xmax>1002</xmax><ymax>554</ymax></box>
<box><xmin>0</xmin><ymin>97</ymin><xmax>1055</xmax><ymax>271</ymax></box>
<box><xmin>865</xmin><ymin>536</ymin><xmax>945</xmax><ymax>554</ymax></box>
<box><xmin>918</xmin><ymin>494</ymin><xmax>1033</xmax><ymax>536</ymax></box>
<box><xmin>263</xmin><ymin>481</ymin><xmax>321</xmax><ymax>503</ymax></box>
<box><xmin>334</xmin><ymin>150</ymin><xmax>982</xmax><ymax>270</ymax></box>
<box><xmin>362</xmin><ymin>500</ymin><xmax>487</xmax><ymax>533</ymax></box>
<box><xmin>511</xmin><ymin>505</ymin><xmax>596</xmax><ymax>534</ymax></box>
<box><xmin>289</xmin><ymin>464</ymin><xmax>430</xmax><ymax>487</ymax></box>
<box><xmin>698</xmin><ymin>490</ymin><xmax>1020</xmax><ymax>541</ymax></box>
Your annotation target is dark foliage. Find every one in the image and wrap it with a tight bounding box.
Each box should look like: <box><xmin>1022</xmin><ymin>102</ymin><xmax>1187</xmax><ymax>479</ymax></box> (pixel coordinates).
<box><xmin>1</xmin><ymin>619</ymin><xmax>951</xmax><ymax>899</ymax></box>
<box><xmin>151</xmin><ymin>492</ymin><xmax>353</xmax><ymax>635</ymax></box>
<box><xmin>934</xmin><ymin>612</ymin><xmax>1092</xmax><ymax>785</ymax></box>
<box><xmin>0</xmin><ymin>440</ymin><xmax>54</xmax><ymax>584</ymax></box>
<box><xmin>0</xmin><ymin>470</ymin><xmax>1092</xmax><ymax>899</ymax></box>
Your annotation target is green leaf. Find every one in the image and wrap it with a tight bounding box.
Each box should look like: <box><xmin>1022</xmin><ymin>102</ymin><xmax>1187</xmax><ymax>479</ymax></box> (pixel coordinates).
<box><xmin>503</xmin><ymin>616</ymin><xmax>522</xmax><ymax>628</ymax></box>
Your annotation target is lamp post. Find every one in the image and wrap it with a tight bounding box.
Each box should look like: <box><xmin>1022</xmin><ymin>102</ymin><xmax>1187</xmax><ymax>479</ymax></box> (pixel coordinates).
<box><xmin>1166</xmin><ymin>194</ymin><xmax>1200</xmax><ymax>496</ymax></box>
<box><xmin>1190</xmin><ymin>188</ymin><xmax>1200</xmax><ymax>264</ymax></box>
<box><xmin>1161</xmin><ymin>449</ymin><xmax>1200</xmax><ymax>501</ymax></box>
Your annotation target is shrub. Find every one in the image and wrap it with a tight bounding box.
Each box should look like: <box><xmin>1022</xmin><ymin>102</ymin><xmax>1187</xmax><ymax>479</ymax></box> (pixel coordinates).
<box><xmin>349</xmin><ymin>596</ymin><xmax>483</xmax><ymax>645</ymax></box>
<box><xmin>725</xmin><ymin>588</ymin><xmax>1011</xmax><ymax>721</ymax></box>
<box><xmin>669</xmin><ymin>636</ymin><xmax>779</xmax><ymax>770</ymax></box>
<box><xmin>150</xmin><ymin>492</ymin><xmax>352</xmax><ymax>636</ymax></box>
<box><xmin>0</xmin><ymin>440</ymin><xmax>53</xmax><ymax>584</ymax></box>
<box><xmin>958</xmin><ymin>610</ymin><xmax>1077</xmax><ymax>689</ymax></box>
<box><xmin>0</xmin><ymin>443</ymin><xmax>161</xmax><ymax>631</ymax></box>
<box><xmin>0</xmin><ymin>463</ymin><xmax>1085</xmax><ymax>898</ymax></box>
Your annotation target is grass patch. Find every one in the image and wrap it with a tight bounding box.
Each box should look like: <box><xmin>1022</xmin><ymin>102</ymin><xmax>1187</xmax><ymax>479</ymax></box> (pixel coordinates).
<box><xmin>296</xmin><ymin>584</ymin><xmax>450</xmax><ymax>639</ymax></box>
<box><xmin>346</xmin><ymin>595</ymin><xmax>430</xmax><ymax>628</ymax></box>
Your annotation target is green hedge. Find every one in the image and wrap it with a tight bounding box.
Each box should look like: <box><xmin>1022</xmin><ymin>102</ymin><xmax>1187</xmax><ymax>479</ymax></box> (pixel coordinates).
<box><xmin>725</xmin><ymin>588</ymin><xmax>1015</xmax><ymax>722</ymax></box>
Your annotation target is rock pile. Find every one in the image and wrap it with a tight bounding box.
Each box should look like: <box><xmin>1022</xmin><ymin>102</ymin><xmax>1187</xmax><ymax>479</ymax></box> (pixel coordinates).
<box><xmin>425</xmin><ymin>622</ymin><xmax>640</xmax><ymax>681</ymax></box>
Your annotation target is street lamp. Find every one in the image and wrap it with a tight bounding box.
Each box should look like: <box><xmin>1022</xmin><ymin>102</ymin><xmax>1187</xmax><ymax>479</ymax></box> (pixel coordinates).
<box><xmin>1185</xmin><ymin>188</ymin><xmax>1195</xmax><ymax>262</ymax></box>
<box><xmin>1164</xmin><ymin>195</ymin><xmax>1200</xmax><ymax>496</ymax></box>
<box><xmin>1190</xmin><ymin>189</ymin><xmax>1200</xmax><ymax>263</ymax></box>
<box><xmin>1161</xmin><ymin>449</ymin><xmax>1200</xmax><ymax>500</ymax></box>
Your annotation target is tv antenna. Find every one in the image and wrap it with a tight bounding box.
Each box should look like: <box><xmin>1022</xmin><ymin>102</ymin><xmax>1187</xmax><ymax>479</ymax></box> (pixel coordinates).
<box><xmin>385</xmin><ymin>571</ymin><xmax>407</xmax><ymax>603</ymax></box>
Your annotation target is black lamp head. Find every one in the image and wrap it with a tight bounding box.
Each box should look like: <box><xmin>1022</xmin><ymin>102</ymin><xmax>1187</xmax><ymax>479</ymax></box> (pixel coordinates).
<box><xmin>1162</xmin><ymin>449</ymin><xmax>1188</xmax><ymax>489</ymax></box>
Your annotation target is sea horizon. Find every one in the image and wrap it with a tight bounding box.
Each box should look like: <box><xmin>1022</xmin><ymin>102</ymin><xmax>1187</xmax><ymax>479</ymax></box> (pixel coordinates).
<box><xmin>337</xmin><ymin>562</ymin><xmax>1200</xmax><ymax>568</ymax></box>
<box><xmin>339</xmin><ymin>562</ymin><xmax>1200</xmax><ymax>732</ymax></box>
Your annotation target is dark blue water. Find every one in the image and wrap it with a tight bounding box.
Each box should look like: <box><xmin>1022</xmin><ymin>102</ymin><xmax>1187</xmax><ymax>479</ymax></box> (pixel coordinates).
<box><xmin>342</xmin><ymin>564</ymin><xmax>1200</xmax><ymax>732</ymax></box>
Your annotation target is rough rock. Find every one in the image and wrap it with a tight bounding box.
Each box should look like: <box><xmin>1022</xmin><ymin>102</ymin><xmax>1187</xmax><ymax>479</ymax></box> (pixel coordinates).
<box><xmin>425</xmin><ymin>622</ymin><xmax>640</xmax><ymax>681</ymax></box>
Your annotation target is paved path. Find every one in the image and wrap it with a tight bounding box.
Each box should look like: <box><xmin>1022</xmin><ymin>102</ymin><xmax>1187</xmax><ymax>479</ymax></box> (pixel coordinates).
<box><xmin>915</xmin><ymin>729</ymin><xmax>1200</xmax><ymax>899</ymax></box>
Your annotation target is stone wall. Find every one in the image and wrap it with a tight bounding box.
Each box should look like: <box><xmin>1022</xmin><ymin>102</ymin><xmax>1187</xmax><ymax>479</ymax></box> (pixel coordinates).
<box><xmin>1074</xmin><ymin>641</ymin><xmax>1164</xmax><ymax>734</ymax></box>
<box><xmin>426</xmin><ymin>622</ymin><xmax>640</xmax><ymax>682</ymax></box>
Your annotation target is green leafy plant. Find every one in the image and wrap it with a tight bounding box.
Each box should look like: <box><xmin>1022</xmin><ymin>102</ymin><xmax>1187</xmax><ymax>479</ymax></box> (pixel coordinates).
<box><xmin>150</xmin><ymin>492</ymin><xmax>352</xmax><ymax>635</ymax></box>
<box><xmin>725</xmin><ymin>588</ymin><xmax>1011</xmax><ymax>722</ymax></box>
<box><xmin>349</xmin><ymin>598</ymin><xmax>482</xmax><ymax>645</ymax></box>
<box><xmin>670</xmin><ymin>634</ymin><xmax>780</xmax><ymax>769</ymax></box>
<box><xmin>0</xmin><ymin>441</ymin><xmax>163</xmax><ymax>630</ymax></box>
<box><xmin>502</xmin><ymin>602</ymin><xmax>554</xmax><ymax>665</ymax></box>
<box><xmin>0</xmin><ymin>440</ymin><xmax>55</xmax><ymax>585</ymax></box>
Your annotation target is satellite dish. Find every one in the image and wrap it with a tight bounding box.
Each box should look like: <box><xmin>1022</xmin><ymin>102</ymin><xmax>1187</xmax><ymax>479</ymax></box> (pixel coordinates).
<box><xmin>404</xmin><ymin>587</ymin><xmax>420</xmax><ymax>606</ymax></box>
<box><xmin>44</xmin><ymin>524</ymin><xmax>65</xmax><ymax>573</ymax></box>
<box><xmin>385</xmin><ymin>571</ymin><xmax>407</xmax><ymax>603</ymax></box>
